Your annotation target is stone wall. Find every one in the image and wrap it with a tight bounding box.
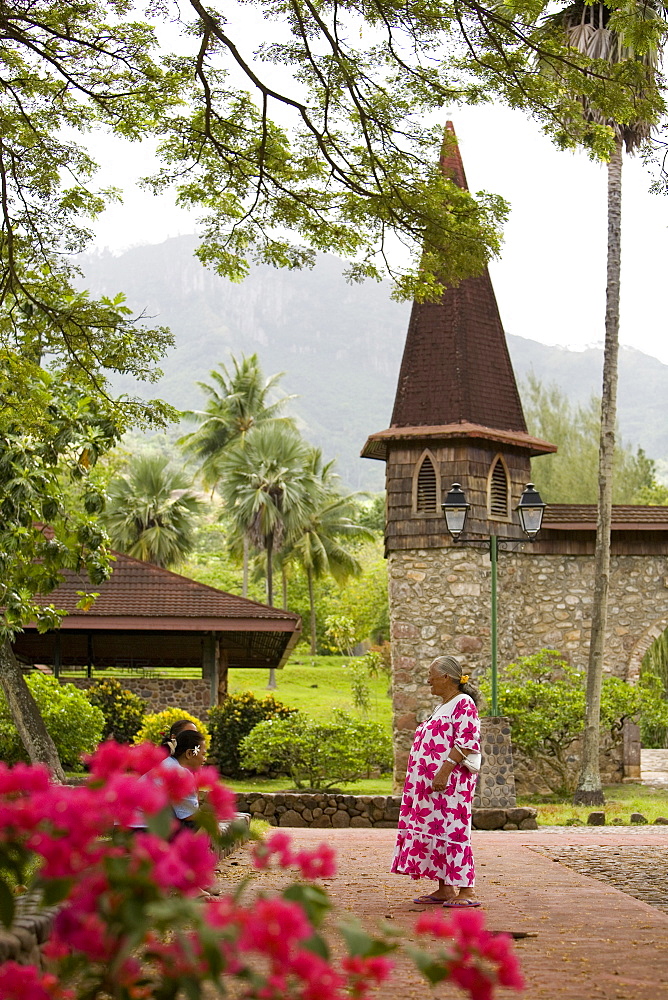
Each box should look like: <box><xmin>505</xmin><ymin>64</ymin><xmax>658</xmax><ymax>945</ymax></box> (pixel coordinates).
<box><xmin>389</xmin><ymin>546</ymin><xmax>668</xmax><ymax>783</ymax></box>
<box><xmin>234</xmin><ymin>791</ymin><xmax>537</xmax><ymax>831</ymax></box>
<box><xmin>63</xmin><ymin>677</ymin><xmax>211</xmax><ymax>715</ymax></box>
<box><xmin>475</xmin><ymin>718</ymin><xmax>516</xmax><ymax>808</ymax></box>
<box><xmin>0</xmin><ymin>892</ymin><xmax>57</xmax><ymax>966</ymax></box>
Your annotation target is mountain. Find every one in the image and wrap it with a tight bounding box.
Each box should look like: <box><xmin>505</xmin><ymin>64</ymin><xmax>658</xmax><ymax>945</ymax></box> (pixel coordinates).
<box><xmin>80</xmin><ymin>236</ymin><xmax>668</xmax><ymax>491</ymax></box>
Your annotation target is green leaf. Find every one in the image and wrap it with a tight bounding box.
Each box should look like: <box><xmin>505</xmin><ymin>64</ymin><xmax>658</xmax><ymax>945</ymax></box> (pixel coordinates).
<box><xmin>40</xmin><ymin>877</ymin><xmax>73</xmax><ymax>906</ymax></box>
<box><xmin>405</xmin><ymin>946</ymin><xmax>451</xmax><ymax>985</ymax></box>
<box><xmin>301</xmin><ymin>933</ymin><xmax>330</xmax><ymax>960</ymax></box>
<box><xmin>282</xmin><ymin>884</ymin><xmax>331</xmax><ymax>926</ymax></box>
<box><xmin>146</xmin><ymin>805</ymin><xmax>175</xmax><ymax>840</ymax></box>
<box><xmin>0</xmin><ymin>880</ymin><xmax>15</xmax><ymax>928</ymax></box>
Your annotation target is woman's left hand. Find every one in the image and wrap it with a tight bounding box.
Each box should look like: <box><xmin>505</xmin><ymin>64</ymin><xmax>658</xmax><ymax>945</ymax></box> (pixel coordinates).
<box><xmin>432</xmin><ymin>764</ymin><xmax>453</xmax><ymax>792</ymax></box>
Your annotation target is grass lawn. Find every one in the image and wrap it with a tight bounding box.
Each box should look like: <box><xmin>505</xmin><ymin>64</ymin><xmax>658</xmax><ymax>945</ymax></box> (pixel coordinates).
<box><xmin>224</xmin><ymin>775</ymin><xmax>394</xmax><ymax>795</ymax></box>
<box><xmin>519</xmin><ymin>783</ymin><xmax>668</xmax><ymax>825</ymax></box>
<box><xmin>228</xmin><ymin>655</ymin><xmax>393</xmax><ymax>730</ymax></box>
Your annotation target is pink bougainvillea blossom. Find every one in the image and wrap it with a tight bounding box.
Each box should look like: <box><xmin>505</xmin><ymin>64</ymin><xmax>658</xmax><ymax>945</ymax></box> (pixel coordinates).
<box><xmin>0</xmin><ymin>749</ymin><xmax>523</xmax><ymax>1000</ymax></box>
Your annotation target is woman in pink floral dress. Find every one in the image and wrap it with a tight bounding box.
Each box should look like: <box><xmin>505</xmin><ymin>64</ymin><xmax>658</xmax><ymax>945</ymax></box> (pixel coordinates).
<box><xmin>391</xmin><ymin>655</ymin><xmax>481</xmax><ymax>907</ymax></box>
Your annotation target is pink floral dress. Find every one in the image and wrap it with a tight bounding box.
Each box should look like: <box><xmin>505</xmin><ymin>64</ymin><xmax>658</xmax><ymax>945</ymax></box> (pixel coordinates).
<box><xmin>391</xmin><ymin>693</ymin><xmax>480</xmax><ymax>887</ymax></box>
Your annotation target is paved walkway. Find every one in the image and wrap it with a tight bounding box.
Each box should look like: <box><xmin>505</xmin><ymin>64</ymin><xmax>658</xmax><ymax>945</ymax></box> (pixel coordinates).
<box><xmin>217</xmin><ymin>827</ymin><xmax>668</xmax><ymax>1000</ymax></box>
<box><xmin>641</xmin><ymin>748</ymin><xmax>668</xmax><ymax>788</ymax></box>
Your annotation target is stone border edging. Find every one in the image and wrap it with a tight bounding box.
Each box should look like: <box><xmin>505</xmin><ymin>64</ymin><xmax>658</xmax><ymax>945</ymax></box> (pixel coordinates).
<box><xmin>234</xmin><ymin>792</ymin><xmax>537</xmax><ymax>831</ymax></box>
<box><xmin>0</xmin><ymin>892</ymin><xmax>58</xmax><ymax>965</ymax></box>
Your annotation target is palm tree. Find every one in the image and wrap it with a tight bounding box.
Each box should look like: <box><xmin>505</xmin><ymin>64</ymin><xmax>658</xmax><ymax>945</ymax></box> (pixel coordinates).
<box><xmin>103</xmin><ymin>455</ymin><xmax>206</xmax><ymax>568</ymax></box>
<box><xmin>281</xmin><ymin>449</ymin><xmax>374</xmax><ymax>653</ymax></box>
<box><xmin>545</xmin><ymin>1</ymin><xmax>664</xmax><ymax>805</ymax></box>
<box><xmin>217</xmin><ymin>422</ymin><xmax>319</xmax><ymax>608</ymax></box>
<box><xmin>179</xmin><ymin>353</ymin><xmax>295</xmax><ymax>594</ymax></box>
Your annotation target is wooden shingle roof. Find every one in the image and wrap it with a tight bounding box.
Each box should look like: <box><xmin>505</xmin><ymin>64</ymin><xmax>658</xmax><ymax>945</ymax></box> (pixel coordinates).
<box><xmin>544</xmin><ymin>504</ymin><xmax>668</xmax><ymax>531</ymax></box>
<box><xmin>16</xmin><ymin>551</ymin><xmax>302</xmax><ymax>671</ymax></box>
<box><xmin>39</xmin><ymin>551</ymin><xmax>300</xmax><ymax>627</ymax></box>
<box><xmin>363</xmin><ymin>122</ymin><xmax>555</xmax><ymax>462</ymax></box>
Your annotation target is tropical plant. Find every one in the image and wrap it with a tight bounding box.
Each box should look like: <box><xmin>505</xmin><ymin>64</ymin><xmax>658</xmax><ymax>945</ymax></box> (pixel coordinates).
<box><xmin>523</xmin><ymin>374</ymin><xmax>657</xmax><ymax>503</ymax></box>
<box><xmin>324</xmin><ymin>615</ymin><xmax>357</xmax><ymax>656</ymax></box>
<box><xmin>239</xmin><ymin>711</ymin><xmax>393</xmax><ymax>789</ymax></box>
<box><xmin>134</xmin><ymin>708</ymin><xmax>210</xmax><ymax>749</ymax></box>
<box><xmin>180</xmin><ymin>354</ymin><xmax>295</xmax><ymax>485</ymax></box>
<box><xmin>217</xmin><ymin>423</ymin><xmax>319</xmax><ymax>607</ymax></box>
<box><xmin>487</xmin><ymin>649</ymin><xmax>668</xmax><ymax>795</ymax></box>
<box><xmin>103</xmin><ymin>455</ymin><xmax>206</xmax><ymax>568</ymax></box>
<box><xmin>280</xmin><ymin>450</ymin><xmax>373</xmax><ymax>653</ymax></box>
<box><xmin>0</xmin><ymin>675</ymin><xmax>104</xmax><ymax>772</ymax></box>
<box><xmin>641</xmin><ymin>628</ymin><xmax>668</xmax><ymax>746</ymax></box>
<box><xmin>86</xmin><ymin>679</ymin><xmax>147</xmax><ymax>744</ymax></box>
<box><xmin>207</xmin><ymin>692</ymin><xmax>298</xmax><ymax>777</ymax></box>
<box><xmin>0</xmin><ymin>365</ymin><xmax>124</xmax><ymax>780</ymax></box>
<box><xmin>540</xmin><ymin>0</ymin><xmax>666</xmax><ymax>805</ymax></box>
<box><xmin>181</xmin><ymin>354</ymin><xmax>295</xmax><ymax>596</ymax></box>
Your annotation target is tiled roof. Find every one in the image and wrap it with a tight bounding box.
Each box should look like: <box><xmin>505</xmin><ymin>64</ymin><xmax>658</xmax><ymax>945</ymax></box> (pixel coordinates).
<box><xmin>544</xmin><ymin>505</ymin><xmax>668</xmax><ymax>530</ymax></box>
<box><xmin>388</xmin><ymin>122</ymin><xmax>543</xmax><ymax>447</ymax></box>
<box><xmin>35</xmin><ymin>551</ymin><xmax>300</xmax><ymax>623</ymax></box>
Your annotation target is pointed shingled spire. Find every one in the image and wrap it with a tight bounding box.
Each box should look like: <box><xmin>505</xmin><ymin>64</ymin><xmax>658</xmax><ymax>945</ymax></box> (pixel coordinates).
<box><xmin>439</xmin><ymin>120</ymin><xmax>469</xmax><ymax>190</ymax></box>
<box><xmin>391</xmin><ymin>122</ymin><xmax>525</xmax><ymax>432</ymax></box>
<box><xmin>362</xmin><ymin>122</ymin><xmax>555</xmax><ymax>461</ymax></box>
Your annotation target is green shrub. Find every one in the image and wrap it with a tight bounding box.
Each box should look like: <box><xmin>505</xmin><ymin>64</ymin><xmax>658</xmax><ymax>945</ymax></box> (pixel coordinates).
<box><xmin>208</xmin><ymin>692</ymin><xmax>297</xmax><ymax>777</ymax></box>
<box><xmin>86</xmin><ymin>679</ymin><xmax>146</xmax><ymax>744</ymax></box>
<box><xmin>239</xmin><ymin>710</ymin><xmax>392</xmax><ymax>789</ymax></box>
<box><xmin>0</xmin><ymin>675</ymin><xmax>104</xmax><ymax>771</ymax></box>
<box><xmin>486</xmin><ymin>648</ymin><xmax>668</xmax><ymax>795</ymax></box>
<box><xmin>134</xmin><ymin>708</ymin><xmax>209</xmax><ymax>750</ymax></box>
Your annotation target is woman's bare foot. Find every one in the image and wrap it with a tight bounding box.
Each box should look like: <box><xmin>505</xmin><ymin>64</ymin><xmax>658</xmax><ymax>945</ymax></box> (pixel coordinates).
<box><xmin>442</xmin><ymin>888</ymin><xmax>480</xmax><ymax>907</ymax></box>
<box><xmin>414</xmin><ymin>881</ymin><xmax>457</xmax><ymax>903</ymax></box>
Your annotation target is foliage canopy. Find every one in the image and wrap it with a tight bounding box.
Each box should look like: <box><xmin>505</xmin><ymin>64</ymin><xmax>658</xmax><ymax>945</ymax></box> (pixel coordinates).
<box><xmin>0</xmin><ymin>674</ymin><xmax>104</xmax><ymax>771</ymax></box>
<box><xmin>487</xmin><ymin>649</ymin><xmax>668</xmax><ymax>795</ymax></box>
<box><xmin>239</xmin><ymin>710</ymin><xmax>392</xmax><ymax>789</ymax></box>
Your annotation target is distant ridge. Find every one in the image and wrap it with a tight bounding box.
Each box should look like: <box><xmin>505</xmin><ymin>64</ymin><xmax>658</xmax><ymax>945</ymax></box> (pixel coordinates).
<box><xmin>80</xmin><ymin>236</ymin><xmax>668</xmax><ymax>491</ymax></box>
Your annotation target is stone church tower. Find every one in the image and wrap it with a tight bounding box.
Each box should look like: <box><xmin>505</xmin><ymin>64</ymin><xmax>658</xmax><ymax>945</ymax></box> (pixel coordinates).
<box><xmin>361</xmin><ymin>123</ymin><xmax>557</xmax><ymax>790</ymax></box>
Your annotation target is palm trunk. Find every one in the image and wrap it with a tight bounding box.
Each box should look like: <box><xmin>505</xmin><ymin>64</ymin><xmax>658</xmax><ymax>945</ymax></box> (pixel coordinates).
<box><xmin>0</xmin><ymin>639</ymin><xmax>65</xmax><ymax>782</ymax></box>
<box><xmin>266</xmin><ymin>532</ymin><xmax>274</xmax><ymax>607</ymax></box>
<box><xmin>282</xmin><ymin>566</ymin><xmax>288</xmax><ymax>610</ymax></box>
<box><xmin>242</xmin><ymin>534</ymin><xmax>249</xmax><ymax>598</ymax></box>
<box><xmin>307</xmin><ymin>568</ymin><xmax>317</xmax><ymax>655</ymax></box>
<box><xmin>574</xmin><ymin>137</ymin><xmax>623</xmax><ymax>806</ymax></box>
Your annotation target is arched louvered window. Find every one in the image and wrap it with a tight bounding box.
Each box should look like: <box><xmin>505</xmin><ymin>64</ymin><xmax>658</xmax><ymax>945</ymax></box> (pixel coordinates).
<box><xmin>488</xmin><ymin>457</ymin><xmax>510</xmax><ymax>520</ymax></box>
<box><xmin>415</xmin><ymin>454</ymin><xmax>438</xmax><ymax>513</ymax></box>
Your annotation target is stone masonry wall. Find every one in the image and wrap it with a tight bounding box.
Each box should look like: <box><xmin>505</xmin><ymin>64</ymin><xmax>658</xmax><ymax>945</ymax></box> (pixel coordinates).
<box><xmin>389</xmin><ymin>547</ymin><xmax>668</xmax><ymax>783</ymax></box>
<box><xmin>234</xmin><ymin>791</ymin><xmax>537</xmax><ymax>831</ymax></box>
<box><xmin>64</xmin><ymin>677</ymin><xmax>210</xmax><ymax>715</ymax></box>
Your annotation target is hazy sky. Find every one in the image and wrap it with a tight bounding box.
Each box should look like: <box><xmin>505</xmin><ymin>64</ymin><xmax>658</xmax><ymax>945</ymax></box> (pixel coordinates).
<box><xmin>88</xmin><ymin>89</ymin><xmax>668</xmax><ymax>365</ymax></box>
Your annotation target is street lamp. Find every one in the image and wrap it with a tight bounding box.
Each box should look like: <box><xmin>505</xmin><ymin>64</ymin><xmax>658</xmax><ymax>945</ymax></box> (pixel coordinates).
<box><xmin>441</xmin><ymin>482</ymin><xmax>547</xmax><ymax>715</ymax></box>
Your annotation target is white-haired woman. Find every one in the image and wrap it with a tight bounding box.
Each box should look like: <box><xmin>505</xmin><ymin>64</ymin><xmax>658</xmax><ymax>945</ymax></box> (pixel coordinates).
<box><xmin>391</xmin><ymin>655</ymin><xmax>482</xmax><ymax>907</ymax></box>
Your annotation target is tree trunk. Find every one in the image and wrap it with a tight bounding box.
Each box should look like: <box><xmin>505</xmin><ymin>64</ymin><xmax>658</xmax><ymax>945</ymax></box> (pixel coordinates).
<box><xmin>307</xmin><ymin>568</ymin><xmax>317</xmax><ymax>655</ymax></box>
<box><xmin>282</xmin><ymin>566</ymin><xmax>288</xmax><ymax>610</ymax></box>
<box><xmin>242</xmin><ymin>534</ymin><xmax>249</xmax><ymax>598</ymax></box>
<box><xmin>0</xmin><ymin>639</ymin><xmax>65</xmax><ymax>783</ymax></box>
<box><xmin>574</xmin><ymin>137</ymin><xmax>623</xmax><ymax>806</ymax></box>
<box><xmin>266</xmin><ymin>532</ymin><xmax>274</xmax><ymax>607</ymax></box>
<box><xmin>265</xmin><ymin>533</ymin><xmax>277</xmax><ymax>688</ymax></box>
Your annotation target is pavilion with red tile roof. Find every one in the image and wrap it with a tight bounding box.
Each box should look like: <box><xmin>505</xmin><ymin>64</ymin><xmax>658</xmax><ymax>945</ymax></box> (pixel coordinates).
<box><xmin>12</xmin><ymin>551</ymin><xmax>301</xmax><ymax>705</ymax></box>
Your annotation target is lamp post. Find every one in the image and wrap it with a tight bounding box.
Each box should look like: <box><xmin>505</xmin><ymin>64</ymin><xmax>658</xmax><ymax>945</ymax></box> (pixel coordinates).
<box><xmin>441</xmin><ymin>482</ymin><xmax>547</xmax><ymax>715</ymax></box>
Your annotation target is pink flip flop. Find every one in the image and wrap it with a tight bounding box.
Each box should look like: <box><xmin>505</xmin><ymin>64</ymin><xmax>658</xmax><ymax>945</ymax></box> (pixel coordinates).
<box><xmin>413</xmin><ymin>894</ymin><xmax>449</xmax><ymax>904</ymax></box>
<box><xmin>442</xmin><ymin>898</ymin><xmax>482</xmax><ymax>908</ymax></box>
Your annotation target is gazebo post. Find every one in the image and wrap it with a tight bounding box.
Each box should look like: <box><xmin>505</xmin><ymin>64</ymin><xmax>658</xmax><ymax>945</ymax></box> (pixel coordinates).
<box><xmin>217</xmin><ymin>644</ymin><xmax>228</xmax><ymax>704</ymax></box>
<box><xmin>53</xmin><ymin>632</ymin><xmax>61</xmax><ymax>679</ymax></box>
<box><xmin>202</xmin><ymin>633</ymin><xmax>217</xmax><ymax>707</ymax></box>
